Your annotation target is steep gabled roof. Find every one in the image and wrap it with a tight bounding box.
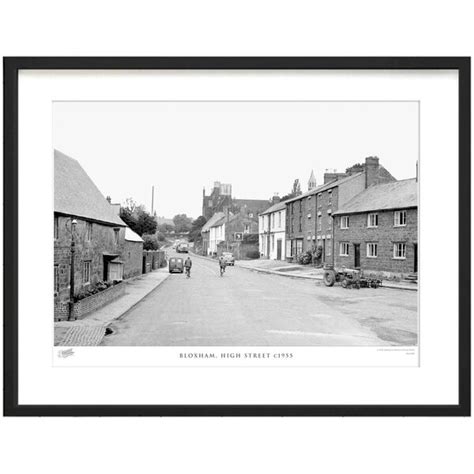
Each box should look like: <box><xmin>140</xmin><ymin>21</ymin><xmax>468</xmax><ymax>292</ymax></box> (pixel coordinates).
<box><xmin>54</xmin><ymin>150</ymin><xmax>125</xmax><ymax>226</ymax></box>
<box><xmin>125</xmin><ymin>227</ymin><xmax>144</xmax><ymax>242</ymax></box>
<box><xmin>334</xmin><ymin>178</ymin><xmax>418</xmax><ymax>215</ymax></box>
<box><xmin>201</xmin><ymin>212</ymin><xmax>226</xmax><ymax>232</ymax></box>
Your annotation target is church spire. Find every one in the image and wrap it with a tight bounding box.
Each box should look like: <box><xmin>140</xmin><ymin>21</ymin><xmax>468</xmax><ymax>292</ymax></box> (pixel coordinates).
<box><xmin>308</xmin><ymin>170</ymin><xmax>317</xmax><ymax>191</ymax></box>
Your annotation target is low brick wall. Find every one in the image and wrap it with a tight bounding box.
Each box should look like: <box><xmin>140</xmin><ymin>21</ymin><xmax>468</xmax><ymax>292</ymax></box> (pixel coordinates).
<box><xmin>54</xmin><ymin>282</ymin><xmax>126</xmax><ymax>321</ymax></box>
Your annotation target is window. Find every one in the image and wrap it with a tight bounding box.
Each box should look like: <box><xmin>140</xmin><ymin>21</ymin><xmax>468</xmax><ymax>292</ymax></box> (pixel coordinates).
<box><xmin>317</xmin><ymin>216</ymin><xmax>322</xmax><ymax>231</ymax></box>
<box><xmin>86</xmin><ymin>222</ymin><xmax>92</xmax><ymax>241</ymax></box>
<box><xmin>271</xmin><ymin>214</ymin><xmax>274</xmax><ymax>229</ymax></box>
<box><xmin>298</xmin><ymin>215</ymin><xmax>302</xmax><ymax>232</ymax></box>
<box><xmin>278</xmin><ymin>211</ymin><xmax>282</xmax><ymax>228</ymax></box>
<box><xmin>367</xmin><ymin>243</ymin><xmax>378</xmax><ymax>258</ymax></box>
<box><xmin>54</xmin><ymin>265</ymin><xmax>59</xmax><ymax>294</ymax></box>
<box><xmin>114</xmin><ymin>228</ymin><xmax>120</xmax><ymax>245</ymax></box>
<box><xmin>340</xmin><ymin>216</ymin><xmax>349</xmax><ymax>229</ymax></box>
<box><xmin>367</xmin><ymin>213</ymin><xmax>378</xmax><ymax>228</ymax></box>
<box><xmin>327</xmin><ymin>238</ymin><xmax>332</xmax><ymax>256</ymax></box>
<box><xmin>54</xmin><ymin>217</ymin><xmax>59</xmax><ymax>240</ymax></box>
<box><xmin>271</xmin><ymin>234</ymin><xmax>275</xmax><ymax>251</ymax></box>
<box><xmin>339</xmin><ymin>242</ymin><xmax>349</xmax><ymax>256</ymax></box>
<box><xmin>393</xmin><ymin>242</ymin><xmax>407</xmax><ymax>259</ymax></box>
<box><xmin>244</xmin><ymin>224</ymin><xmax>250</xmax><ymax>234</ymax></box>
<box><xmin>82</xmin><ymin>261</ymin><xmax>91</xmax><ymax>284</ymax></box>
<box><xmin>394</xmin><ymin>210</ymin><xmax>407</xmax><ymax>227</ymax></box>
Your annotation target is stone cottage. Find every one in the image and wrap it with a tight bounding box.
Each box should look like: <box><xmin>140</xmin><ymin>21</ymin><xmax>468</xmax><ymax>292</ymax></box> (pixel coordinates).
<box><xmin>54</xmin><ymin>150</ymin><xmax>128</xmax><ymax>319</ymax></box>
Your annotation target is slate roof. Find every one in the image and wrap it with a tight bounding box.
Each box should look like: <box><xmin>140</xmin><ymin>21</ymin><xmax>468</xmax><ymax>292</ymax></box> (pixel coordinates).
<box><xmin>201</xmin><ymin>212</ymin><xmax>226</xmax><ymax>232</ymax></box>
<box><xmin>125</xmin><ymin>227</ymin><xmax>144</xmax><ymax>242</ymax></box>
<box><xmin>283</xmin><ymin>172</ymin><xmax>365</xmax><ymax>204</ymax></box>
<box><xmin>259</xmin><ymin>200</ymin><xmax>287</xmax><ymax>215</ymax></box>
<box><xmin>54</xmin><ymin>150</ymin><xmax>125</xmax><ymax>226</ymax></box>
<box><xmin>334</xmin><ymin>178</ymin><xmax>418</xmax><ymax>215</ymax></box>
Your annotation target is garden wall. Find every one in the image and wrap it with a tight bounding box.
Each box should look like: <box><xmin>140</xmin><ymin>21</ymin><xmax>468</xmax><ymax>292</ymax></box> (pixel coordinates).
<box><xmin>54</xmin><ymin>282</ymin><xmax>125</xmax><ymax>321</ymax></box>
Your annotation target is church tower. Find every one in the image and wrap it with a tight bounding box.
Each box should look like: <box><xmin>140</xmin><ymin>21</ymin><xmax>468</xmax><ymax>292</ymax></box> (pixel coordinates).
<box><xmin>308</xmin><ymin>170</ymin><xmax>317</xmax><ymax>191</ymax></box>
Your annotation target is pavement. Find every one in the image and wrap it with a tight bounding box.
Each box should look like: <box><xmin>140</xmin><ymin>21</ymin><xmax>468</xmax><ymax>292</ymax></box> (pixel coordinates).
<box><xmin>54</xmin><ymin>269</ymin><xmax>170</xmax><ymax>346</ymax></box>
<box><xmin>101</xmin><ymin>250</ymin><xmax>418</xmax><ymax>347</ymax></box>
<box><xmin>194</xmin><ymin>253</ymin><xmax>418</xmax><ymax>291</ymax></box>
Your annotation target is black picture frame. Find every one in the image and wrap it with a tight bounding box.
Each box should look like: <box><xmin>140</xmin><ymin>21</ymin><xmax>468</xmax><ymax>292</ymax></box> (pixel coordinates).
<box><xmin>3</xmin><ymin>56</ymin><xmax>471</xmax><ymax>417</ymax></box>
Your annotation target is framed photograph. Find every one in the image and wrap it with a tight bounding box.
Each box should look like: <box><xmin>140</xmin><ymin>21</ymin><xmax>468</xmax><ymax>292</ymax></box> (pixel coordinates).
<box><xmin>3</xmin><ymin>57</ymin><xmax>470</xmax><ymax>416</ymax></box>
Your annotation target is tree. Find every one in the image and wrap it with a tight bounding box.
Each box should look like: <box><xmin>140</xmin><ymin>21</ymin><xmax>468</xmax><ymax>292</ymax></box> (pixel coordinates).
<box><xmin>142</xmin><ymin>234</ymin><xmax>160</xmax><ymax>250</ymax></box>
<box><xmin>173</xmin><ymin>214</ymin><xmax>193</xmax><ymax>233</ymax></box>
<box><xmin>119</xmin><ymin>198</ymin><xmax>157</xmax><ymax>236</ymax></box>
<box><xmin>292</xmin><ymin>179</ymin><xmax>302</xmax><ymax>195</ymax></box>
<box><xmin>280</xmin><ymin>178</ymin><xmax>303</xmax><ymax>201</ymax></box>
<box><xmin>135</xmin><ymin>209</ymin><xmax>157</xmax><ymax>236</ymax></box>
<box><xmin>189</xmin><ymin>216</ymin><xmax>207</xmax><ymax>242</ymax></box>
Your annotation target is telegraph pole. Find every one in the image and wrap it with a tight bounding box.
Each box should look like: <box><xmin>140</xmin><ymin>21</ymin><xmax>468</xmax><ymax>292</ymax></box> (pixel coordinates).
<box><xmin>151</xmin><ymin>185</ymin><xmax>155</xmax><ymax>215</ymax></box>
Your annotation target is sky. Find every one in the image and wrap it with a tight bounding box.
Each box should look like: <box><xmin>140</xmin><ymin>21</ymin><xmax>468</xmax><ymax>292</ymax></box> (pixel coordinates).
<box><xmin>53</xmin><ymin>101</ymin><xmax>419</xmax><ymax>219</ymax></box>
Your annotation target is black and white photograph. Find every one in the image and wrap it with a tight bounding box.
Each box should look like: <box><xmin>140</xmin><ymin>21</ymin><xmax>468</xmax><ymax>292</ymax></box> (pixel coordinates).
<box><xmin>53</xmin><ymin>100</ymin><xmax>419</xmax><ymax>349</ymax></box>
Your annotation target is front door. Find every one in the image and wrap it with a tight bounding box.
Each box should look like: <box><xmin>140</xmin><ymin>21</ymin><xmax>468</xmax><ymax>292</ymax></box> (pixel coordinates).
<box><xmin>354</xmin><ymin>244</ymin><xmax>360</xmax><ymax>268</ymax></box>
<box><xmin>276</xmin><ymin>239</ymin><xmax>282</xmax><ymax>260</ymax></box>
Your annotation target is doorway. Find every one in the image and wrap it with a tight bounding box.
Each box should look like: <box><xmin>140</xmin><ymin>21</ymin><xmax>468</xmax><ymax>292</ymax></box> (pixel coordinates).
<box><xmin>354</xmin><ymin>244</ymin><xmax>360</xmax><ymax>268</ymax></box>
<box><xmin>276</xmin><ymin>239</ymin><xmax>282</xmax><ymax>260</ymax></box>
<box><xmin>414</xmin><ymin>243</ymin><xmax>418</xmax><ymax>273</ymax></box>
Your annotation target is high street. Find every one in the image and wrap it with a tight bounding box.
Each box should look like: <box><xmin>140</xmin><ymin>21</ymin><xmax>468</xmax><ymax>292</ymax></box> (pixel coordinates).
<box><xmin>101</xmin><ymin>250</ymin><xmax>418</xmax><ymax>346</ymax></box>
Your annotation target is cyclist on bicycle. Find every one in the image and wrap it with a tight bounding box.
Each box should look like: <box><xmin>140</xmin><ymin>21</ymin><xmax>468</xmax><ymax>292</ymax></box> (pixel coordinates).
<box><xmin>218</xmin><ymin>255</ymin><xmax>226</xmax><ymax>276</ymax></box>
<box><xmin>184</xmin><ymin>256</ymin><xmax>192</xmax><ymax>277</ymax></box>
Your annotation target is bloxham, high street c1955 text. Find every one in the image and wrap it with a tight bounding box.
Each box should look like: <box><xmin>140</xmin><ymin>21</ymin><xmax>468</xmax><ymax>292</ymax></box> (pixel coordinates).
<box><xmin>179</xmin><ymin>352</ymin><xmax>294</xmax><ymax>360</ymax></box>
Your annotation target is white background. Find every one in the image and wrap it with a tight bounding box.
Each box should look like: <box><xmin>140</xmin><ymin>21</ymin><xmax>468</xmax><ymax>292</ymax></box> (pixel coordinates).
<box><xmin>1</xmin><ymin>1</ymin><xmax>472</xmax><ymax>473</ymax></box>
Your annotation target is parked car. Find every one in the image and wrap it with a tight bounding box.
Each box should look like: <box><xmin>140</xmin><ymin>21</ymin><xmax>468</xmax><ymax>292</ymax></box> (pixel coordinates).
<box><xmin>169</xmin><ymin>257</ymin><xmax>184</xmax><ymax>273</ymax></box>
<box><xmin>176</xmin><ymin>243</ymin><xmax>189</xmax><ymax>253</ymax></box>
<box><xmin>222</xmin><ymin>252</ymin><xmax>235</xmax><ymax>265</ymax></box>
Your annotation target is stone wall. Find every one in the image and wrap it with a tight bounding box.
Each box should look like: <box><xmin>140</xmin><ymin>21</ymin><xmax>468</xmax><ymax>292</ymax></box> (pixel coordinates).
<box><xmin>142</xmin><ymin>250</ymin><xmax>167</xmax><ymax>273</ymax></box>
<box><xmin>54</xmin><ymin>215</ymin><xmax>126</xmax><ymax>302</ymax></box>
<box><xmin>124</xmin><ymin>240</ymin><xmax>143</xmax><ymax>279</ymax></box>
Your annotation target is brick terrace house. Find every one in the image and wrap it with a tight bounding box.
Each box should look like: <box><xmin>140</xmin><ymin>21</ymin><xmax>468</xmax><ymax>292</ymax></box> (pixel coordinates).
<box><xmin>333</xmin><ymin>178</ymin><xmax>418</xmax><ymax>277</ymax></box>
<box><xmin>54</xmin><ymin>150</ymin><xmax>127</xmax><ymax>306</ymax></box>
<box><xmin>259</xmin><ymin>196</ymin><xmax>288</xmax><ymax>260</ymax></box>
<box><xmin>285</xmin><ymin>157</ymin><xmax>395</xmax><ymax>263</ymax></box>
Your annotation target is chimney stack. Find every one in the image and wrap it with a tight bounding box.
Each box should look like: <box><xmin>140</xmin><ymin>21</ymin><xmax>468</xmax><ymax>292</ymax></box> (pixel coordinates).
<box><xmin>365</xmin><ymin>156</ymin><xmax>380</xmax><ymax>188</ymax></box>
<box><xmin>272</xmin><ymin>193</ymin><xmax>281</xmax><ymax>204</ymax></box>
<box><xmin>110</xmin><ymin>203</ymin><xmax>121</xmax><ymax>216</ymax></box>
